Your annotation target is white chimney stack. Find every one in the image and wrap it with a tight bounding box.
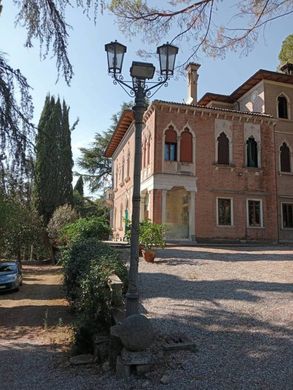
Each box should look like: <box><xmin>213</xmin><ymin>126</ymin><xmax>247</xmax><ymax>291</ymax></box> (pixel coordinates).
<box><xmin>185</xmin><ymin>63</ymin><xmax>201</xmax><ymax>104</ymax></box>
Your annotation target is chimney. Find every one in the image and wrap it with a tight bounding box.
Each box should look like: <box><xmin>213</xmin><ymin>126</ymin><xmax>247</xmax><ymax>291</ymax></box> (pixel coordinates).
<box><xmin>185</xmin><ymin>63</ymin><xmax>201</xmax><ymax>104</ymax></box>
<box><xmin>280</xmin><ymin>62</ymin><xmax>293</xmax><ymax>75</ymax></box>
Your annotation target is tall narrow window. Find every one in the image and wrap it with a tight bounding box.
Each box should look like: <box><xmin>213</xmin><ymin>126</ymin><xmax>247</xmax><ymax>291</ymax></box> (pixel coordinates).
<box><xmin>180</xmin><ymin>129</ymin><xmax>192</xmax><ymax>163</ymax></box>
<box><xmin>147</xmin><ymin>141</ymin><xmax>150</xmax><ymax>166</ymax></box>
<box><xmin>282</xmin><ymin>203</ymin><xmax>293</xmax><ymax>228</ymax></box>
<box><xmin>115</xmin><ymin>168</ymin><xmax>118</xmax><ymax>189</ymax></box>
<box><xmin>278</xmin><ymin>95</ymin><xmax>288</xmax><ymax>119</ymax></box>
<box><xmin>217</xmin><ymin>198</ymin><xmax>232</xmax><ymax>226</ymax></box>
<box><xmin>247</xmin><ymin>137</ymin><xmax>258</xmax><ymax>168</ymax></box>
<box><xmin>280</xmin><ymin>142</ymin><xmax>291</xmax><ymax>172</ymax></box>
<box><xmin>121</xmin><ymin>157</ymin><xmax>125</xmax><ymax>181</ymax></box>
<box><xmin>217</xmin><ymin>132</ymin><xmax>229</xmax><ymax>165</ymax></box>
<box><xmin>248</xmin><ymin>200</ymin><xmax>262</xmax><ymax>227</ymax></box>
<box><xmin>126</xmin><ymin>151</ymin><xmax>130</xmax><ymax>178</ymax></box>
<box><xmin>165</xmin><ymin>126</ymin><xmax>177</xmax><ymax>161</ymax></box>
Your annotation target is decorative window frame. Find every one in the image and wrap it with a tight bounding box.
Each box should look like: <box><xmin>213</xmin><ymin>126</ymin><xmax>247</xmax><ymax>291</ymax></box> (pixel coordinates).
<box><xmin>244</xmin><ymin>123</ymin><xmax>261</xmax><ymax>168</ymax></box>
<box><xmin>162</xmin><ymin>122</ymin><xmax>179</xmax><ymax>164</ymax></box>
<box><xmin>281</xmin><ymin>202</ymin><xmax>293</xmax><ymax>229</ymax></box>
<box><xmin>216</xmin><ymin>197</ymin><xmax>234</xmax><ymax>227</ymax></box>
<box><xmin>279</xmin><ymin>140</ymin><xmax>292</xmax><ymax>173</ymax></box>
<box><xmin>276</xmin><ymin>92</ymin><xmax>290</xmax><ymax>120</ymax></box>
<box><xmin>215</xmin><ymin>119</ymin><xmax>233</xmax><ymax>164</ymax></box>
<box><xmin>179</xmin><ymin>125</ymin><xmax>195</xmax><ymax>164</ymax></box>
<box><xmin>246</xmin><ymin>198</ymin><xmax>264</xmax><ymax>228</ymax></box>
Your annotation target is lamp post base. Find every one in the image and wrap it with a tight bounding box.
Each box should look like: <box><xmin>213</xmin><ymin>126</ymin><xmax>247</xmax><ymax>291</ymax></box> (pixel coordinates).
<box><xmin>125</xmin><ymin>291</ymin><xmax>139</xmax><ymax>317</ymax></box>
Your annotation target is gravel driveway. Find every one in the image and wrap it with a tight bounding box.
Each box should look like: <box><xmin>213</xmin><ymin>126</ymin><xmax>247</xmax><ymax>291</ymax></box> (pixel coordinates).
<box><xmin>0</xmin><ymin>247</ymin><xmax>292</xmax><ymax>390</ymax></box>
<box><xmin>137</xmin><ymin>246</ymin><xmax>293</xmax><ymax>390</ymax></box>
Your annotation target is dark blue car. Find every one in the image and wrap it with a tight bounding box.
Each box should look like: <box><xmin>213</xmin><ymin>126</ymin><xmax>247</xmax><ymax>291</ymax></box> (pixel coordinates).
<box><xmin>0</xmin><ymin>261</ymin><xmax>23</xmax><ymax>292</ymax></box>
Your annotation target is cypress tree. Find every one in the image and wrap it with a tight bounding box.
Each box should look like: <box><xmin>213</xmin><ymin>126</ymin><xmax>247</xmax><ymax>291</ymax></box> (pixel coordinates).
<box><xmin>59</xmin><ymin>100</ymin><xmax>73</xmax><ymax>205</ymax></box>
<box><xmin>34</xmin><ymin>95</ymin><xmax>73</xmax><ymax>224</ymax></box>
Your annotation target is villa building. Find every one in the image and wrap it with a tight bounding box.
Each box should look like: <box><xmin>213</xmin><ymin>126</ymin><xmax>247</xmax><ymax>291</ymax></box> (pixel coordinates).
<box><xmin>105</xmin><ymin>63</ymin><xmax>293</xmax><ymax>243</ymax></box>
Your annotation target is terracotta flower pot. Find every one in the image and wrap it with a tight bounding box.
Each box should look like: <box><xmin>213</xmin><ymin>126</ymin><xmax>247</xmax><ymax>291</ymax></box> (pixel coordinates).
<box><xmin>142</xmin><ymin>249</ymin><xmax>156</xmax><ymax>263</ymax></box>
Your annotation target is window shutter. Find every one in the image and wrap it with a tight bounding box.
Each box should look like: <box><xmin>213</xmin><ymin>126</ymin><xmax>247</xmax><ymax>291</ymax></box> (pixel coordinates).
<box><xmin>180</xmin><ymin>129</ymin><xmax>192</xmax><ymax>162</ymax></box>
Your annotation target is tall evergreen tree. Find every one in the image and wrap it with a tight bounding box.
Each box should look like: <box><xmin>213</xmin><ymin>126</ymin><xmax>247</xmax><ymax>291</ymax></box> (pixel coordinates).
<box><xmin>74</xmin><ymin>176</ymin><xmax>84</xmax><ymax>197</ymax></box>
<box><xmin>34</xmin><ymin>95</ymin><xmax>73</xmax><ymax>224</ymax></box>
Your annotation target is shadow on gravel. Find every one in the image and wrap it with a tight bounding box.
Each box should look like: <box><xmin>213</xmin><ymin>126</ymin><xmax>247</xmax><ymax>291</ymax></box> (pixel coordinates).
<box><xmin>139</xmin><ymin>272</ymin><xmax>293</xmax><ymax>303</ymax></box>
<box><xmin>148</xmin><ymin>306</ymin><xmax>293</xmax><ymax>390</ymax></box>
<box><xmin>155</xmin><ymin>248</ymin><xmax>293</xmax><ymax>263</ymax></box>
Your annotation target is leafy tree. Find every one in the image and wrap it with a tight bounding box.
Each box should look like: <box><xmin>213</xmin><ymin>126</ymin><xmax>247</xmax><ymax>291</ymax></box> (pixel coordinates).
<box><xmin>110</xmin><ymin>0</ymin><xmax>293</xmax><ymax>64</ymax></box>
<box><xmin>47</xmin><ymin>204</ymin><xmax>78</xmax><ymax>247</ymax></box>
<box><xmin>77</xmin><ymin>102</ymin><xmax>133</xmax><ymax>193</ymax></box>
<box><xmin>34</xmin><ymin>95</ymin><xmax>73</xmax><ymax>224</ymax></box>
<box><xmin>0</xmin><ymin>193</ymin><xmax>48</xmax><ymax>260</ymax></box>
<box><xmin>1</xmin><ymin>1</ymin><xmax>292</xmax><ymax>179</ymax></box>
<box><xmin>0</xmin><ymin>53</ymin><xmax>34</xmax><ymax>183</ymax></box>
<box><xmin>279</xmin><ymin>34</ymin><xmax>293</xmax><ymax>65</ymax></box>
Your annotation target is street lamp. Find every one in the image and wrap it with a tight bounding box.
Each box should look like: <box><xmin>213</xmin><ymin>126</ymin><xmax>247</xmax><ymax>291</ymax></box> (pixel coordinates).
<box><xmin>105</xmin><ymin>40</ymin><xmax>178</xmax><ymax>317</ymax></box>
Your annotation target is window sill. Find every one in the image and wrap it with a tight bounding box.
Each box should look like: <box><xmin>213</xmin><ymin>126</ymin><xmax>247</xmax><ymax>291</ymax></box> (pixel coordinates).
<box><xmin>281</xmin><ymin>227</ymin><xmax>293</xmax><ymax>230</ymax></box>
<box><xmin>279</xmin><ymin>171</ymin><xmax>293</xmax><ymax>176</ymax></box>
<box><xmin>247</xmin><ymin>225</ymin><xmax>264</xmax><ymax>229</ymax></box>
<box><xmin>213</xmin><ymin>163</ymin><xmax>235</xmax><ymax>169</ymax></box>
<box><xmin>277</xmin><ymin>118</ymin><xmax>292</xmax><ymax>122</ymax></box>
<box><xmin>217</xmin><ymin>224</ymin><xmax>234</xmax><ymax>228</ymax></box>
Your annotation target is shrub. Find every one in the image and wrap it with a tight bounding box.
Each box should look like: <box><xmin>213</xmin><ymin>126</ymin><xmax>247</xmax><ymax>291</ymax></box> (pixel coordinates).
<box><xmin>126</xmin><ymin>219</ymin><xmax>166</xmax><ymax>250</ymax></box>
<box><xmin>62</xmin><ymin>238</ymin><xmax>126</xmax><ymax>301</ymax></box>
<box><xmin>61</xmin><ymin>237</ymin><xmax>128</xmax><ymax>354</ymax></box>
<box><xmin>47</xmin><ymin>204</ymin><xmax>78</xmax><ymax>247</ymax></box>
<box><xmin>61</xmin><ymin>216</ymin><xmax>110</xmax><ymax>245</ymax></box>
<box><xmin>139</xmin><ymin>220</ymin><xmax>166</xmax><ymax>250</ymax></box>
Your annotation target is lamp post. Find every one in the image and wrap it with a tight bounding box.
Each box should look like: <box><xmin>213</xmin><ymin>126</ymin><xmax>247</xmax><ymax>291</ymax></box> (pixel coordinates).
<box><xmin>105</xmin><ymin>41</ymin><xmax>178</xmax><ymax>317</ymax></box>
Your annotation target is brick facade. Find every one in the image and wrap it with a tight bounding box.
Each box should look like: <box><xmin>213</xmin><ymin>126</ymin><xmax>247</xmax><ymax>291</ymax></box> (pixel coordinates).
<box><xmin>105</xmin><ymin>65</ymin><xmax>293</xmax><ymax>243</ymax></box>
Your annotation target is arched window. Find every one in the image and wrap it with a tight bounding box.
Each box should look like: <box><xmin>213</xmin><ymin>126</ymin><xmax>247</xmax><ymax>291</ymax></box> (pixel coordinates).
<box><xmin>126</xmin><ymin>151</ymin><xmax>130</xmax><ymax>178</ymax></box>
<box><xmin>180</xmin><ymin>129</ymin><xmax>193</xmax><ymax>163</ymax></box>
<box><xmin>247</xmin><ymin>136</ymin><xmax>258</xmax><ymax>168</ymax></box>
<box><xmin>164</xmin><ymin>126</ymin><xmax>177</xmax><ymax>161</ymax></box>
<box><xmin>146</xmin><ymin>140</ymin><xmax>150</xmax><ymax>166</ymax></box>
<box><xmin>217</xmin><ymin>132</ymin><xmax>229</xmax><ymax>165</ymax></box>
<box><xmin>115</xmin><ymin>167</ymin><xmax>118</xmax><ymax>189</ymax></box>
<box><xmin>142</xmin><ymin>140</ymin><xmax>147</xmax><ymax>168</ymax></box>
<box><xmin>121</xmin><ymin>157</ymin><xmax>125</xmax><ymax>181</ymax></box>
<box><xmin>120</xmin><ymin>204</ymin><xmax>123</xmax><ymax>229</ymax></box>
<box><xmin>280</xmin><ymin>142</ymin><xmax>291</xmax><ymax>172</ymax></box>
<box><xmin>278</xmin><ymin>95</ymin><xmax>288</xmax><ymax>119</ymax></box>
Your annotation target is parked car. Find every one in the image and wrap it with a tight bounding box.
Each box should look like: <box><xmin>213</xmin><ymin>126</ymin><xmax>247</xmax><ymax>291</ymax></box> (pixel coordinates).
<box><xmin>0</xmin><ymin>261</ymin><xmax>23</xmax><ymax>292</ymax></box>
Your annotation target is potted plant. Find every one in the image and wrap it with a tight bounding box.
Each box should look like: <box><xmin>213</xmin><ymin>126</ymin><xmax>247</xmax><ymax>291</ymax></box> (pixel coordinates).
<box><xmin>139</xmin><ymin>220</ymin><xmax>166</xmax><ymax>262</ymax></box>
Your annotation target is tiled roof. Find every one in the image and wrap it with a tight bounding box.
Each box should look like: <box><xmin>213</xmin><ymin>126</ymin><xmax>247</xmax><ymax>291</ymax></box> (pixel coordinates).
<box><xmin>198</xmin><ymin>69</ymin><xmax>293</xmax><ymax>106</ymax></box>
<box><xmin>104</xmin><ymin>110</ymin><xmax>134</xmax><ymax>158</ymax></box>
<box><xmin>153</xmin><ymin>100</ymin><xmax>272</xmax><ymax>118</ymax></box>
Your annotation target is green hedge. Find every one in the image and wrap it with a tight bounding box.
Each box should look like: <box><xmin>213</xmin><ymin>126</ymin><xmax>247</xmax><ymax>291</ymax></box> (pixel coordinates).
<box><xmin>61</xmin><ymin>237</ymin><xmax>128</xmax><ymax>353</ymax></box>
<box><xmin>61</xmin><ymin>216</ymin><xmax>111</xmax><ymax>245</ymax></box>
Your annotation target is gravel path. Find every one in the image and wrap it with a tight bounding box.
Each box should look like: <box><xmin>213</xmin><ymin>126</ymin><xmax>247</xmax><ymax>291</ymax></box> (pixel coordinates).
<box><xmin>137</xmin><ymin>246</ymin><xmax>293</xmax><ymax>390</ymax></box>
<box><xmin>0</xmin><ymin>247</ymin><xmax>292</xmax><ymax>390</ymax></box>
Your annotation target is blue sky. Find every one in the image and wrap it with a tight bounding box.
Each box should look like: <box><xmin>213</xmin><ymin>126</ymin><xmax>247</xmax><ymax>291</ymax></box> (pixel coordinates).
<box><xmin>0</xmin><ymin>2</ymin><xmax>292</xmax><ymax>190</ymax></box>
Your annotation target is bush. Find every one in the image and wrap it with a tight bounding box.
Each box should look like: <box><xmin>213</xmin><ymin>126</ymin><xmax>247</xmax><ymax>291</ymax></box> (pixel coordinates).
<box><xmin>61</xmin><ymin>216</ymin><xmax>110</xmax><ymax>245</ymax></box>
<box><xmin>125</xmin><ymin>219</ymin><xmax>166</xmax><ymax>250</ymax></box>
<box><xmin>62</xmin><ymin>238</ymin><xmax>126</xmax><ymax>301</ymax></box>
<box><xmin>47</xmin><ymin>204</ymin><xmax>78</xmax><ymax>247</ymax></box>
<box><xmin>61</xmin><ymin>237</ymin><xmax>128</xmax><ymax>353</ymax></box>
